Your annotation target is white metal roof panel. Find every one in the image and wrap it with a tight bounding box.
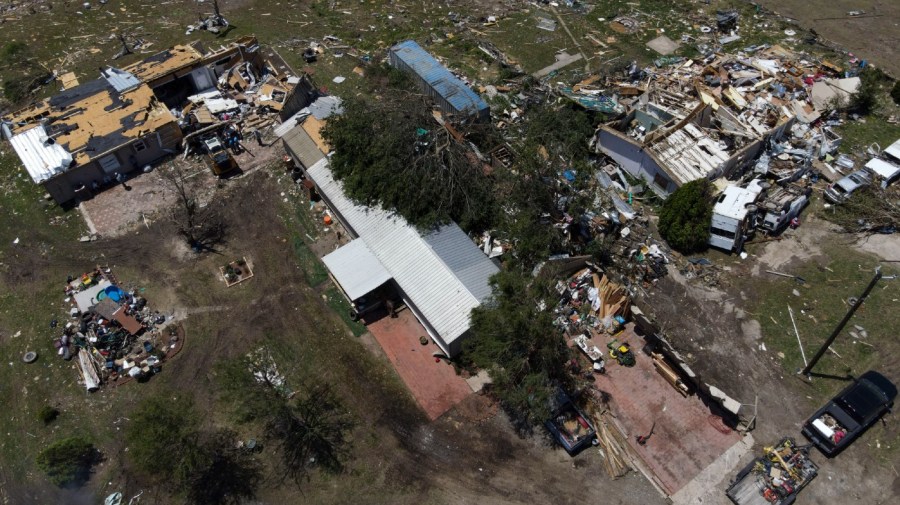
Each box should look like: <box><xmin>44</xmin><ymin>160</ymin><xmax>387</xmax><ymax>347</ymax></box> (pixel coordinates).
<box><xmin>9</xmin><ymin>126</ymin><xmax>74</xmax><ymax>183</ymax></box>
<box><xmin>322</xmin><ymin>238</ymin><xmax>392</xmax><ymax>301</ymax></box>
<box><xmin>101</xmin><ymin>67</ymin><xmax>141</xmax><ymax>93</ymax></box>
<box><xmin>307</xmin><ymin>158</ymin><xmax>498</xmax><ymax>345</ymax></box>
<box><xmin>713</xmin><ymin>185</ymin><xmax>761</xmax><ymax>221</ymax></box>
<box><xmin>865</xmin><ymin>158</ymin><xmax>900</xmax><ymax>179</ymax></box>
<box><xmin>884</xmin><ymin>138</ymin><xmax>900</xmax><ymax>162</ymax></box>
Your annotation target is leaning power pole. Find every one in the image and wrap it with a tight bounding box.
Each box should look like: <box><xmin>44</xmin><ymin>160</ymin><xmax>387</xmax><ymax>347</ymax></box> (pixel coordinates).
<box><xmin>801</xmin><ymin>268</ymin><xmax>883</xmax><ymax>377</ymax></box>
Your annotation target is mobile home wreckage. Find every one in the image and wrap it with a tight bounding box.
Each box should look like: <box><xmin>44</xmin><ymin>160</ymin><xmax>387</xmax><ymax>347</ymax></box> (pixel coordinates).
<box><xmin>593</xmin><ymin>45</ymin><xmax>860</xmax><ymax>198</ymax></box>
<box><xmin>2</xmin><ymin>36</ymin><xmax>316</xmax><ymax>204</ymax></box>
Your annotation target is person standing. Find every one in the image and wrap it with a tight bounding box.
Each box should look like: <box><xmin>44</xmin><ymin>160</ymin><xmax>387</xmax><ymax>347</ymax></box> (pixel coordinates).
<box><xmin>116</xmin><ymin>172</ymin><xmax>130</xmax><ymax>191</ymax></box>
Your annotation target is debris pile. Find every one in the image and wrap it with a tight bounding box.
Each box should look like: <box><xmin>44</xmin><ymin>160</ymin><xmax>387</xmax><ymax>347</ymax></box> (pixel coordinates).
<box><xmin>57</xmin><ymin>267</ymin><xmax>179</xmax><ymax>391</ymax></box>
<box><xmin>727</xmin><ymin>438</ymin><xmax>819</xmax><ymax>504</ymax></box>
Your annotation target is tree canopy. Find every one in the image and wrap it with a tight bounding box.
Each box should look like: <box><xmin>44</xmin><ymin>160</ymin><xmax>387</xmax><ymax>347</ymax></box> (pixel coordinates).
<box><xmin>464</xmin><ymin>271</ymin><xmax>572</xmax><ymax>432</ymax></box>
<box><xmin>321</xmin><ymin>88</ymin><xmax>496</xmax><ymax>232</ymax></box>
<box><xmin>216</xmin><ymin>350</ymin><xmax>354</xmax><ymax>486</ymax></box>
<box><xmin>658</xmin><ymin>179</ymin><xmax>713</xmax><ymax>253</ymax></box>
<box><xmin>36</xmin><ymin>437</ymin><xmax>97</xmax><ymax>487</ymax></box>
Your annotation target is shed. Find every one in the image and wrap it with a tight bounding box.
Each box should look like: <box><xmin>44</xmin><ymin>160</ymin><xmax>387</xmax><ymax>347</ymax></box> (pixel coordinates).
<box><xmin>306</xmin><ymin>158</ymin><xmax>499</xmax><ymax>356</ymax></box>
<box><xmin>389</xmin><ymin>40</ymin><xmax>490</xmax><ymax>122</ymax></box>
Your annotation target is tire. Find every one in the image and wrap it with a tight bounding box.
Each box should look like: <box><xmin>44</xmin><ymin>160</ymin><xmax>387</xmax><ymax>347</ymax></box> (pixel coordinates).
<box><xmin>23</xmin><ymin>351</ymin><xmax>38</xmax><ymax>363</ymax></box>
<box><xmin>349</xmin><ymin>309</ymin><xmax>360</xmax><ymax>322</ymax></box>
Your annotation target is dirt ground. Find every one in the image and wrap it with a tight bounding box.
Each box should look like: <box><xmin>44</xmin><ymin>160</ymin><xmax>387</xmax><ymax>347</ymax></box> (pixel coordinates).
<box><xmin>641</xmin><ymin>208</ymin><xmax>900</xmax><ymax>504</ymax></box>
<box><xmin>753</xmin><ymin>0</ymin><xmax>900</xmax><ymax>77</ymax></box>
<box><xmin>0</xmin><ymin>164</ymin><xmax>668</xmax><ymax>504</ymax></box>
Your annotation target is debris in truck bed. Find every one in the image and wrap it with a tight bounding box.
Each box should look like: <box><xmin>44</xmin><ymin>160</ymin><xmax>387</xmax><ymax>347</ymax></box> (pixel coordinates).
<box><xmin>727</xmin><ymin>438</ymin><xmax>818</xmax><ymax>505</ymax></box>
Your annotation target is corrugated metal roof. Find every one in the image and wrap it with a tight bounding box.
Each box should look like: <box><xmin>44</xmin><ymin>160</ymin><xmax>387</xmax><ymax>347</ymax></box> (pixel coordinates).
<box><xmin>322</xmin><ymin>238</ymin><xmax>392</xmax><ymax>301</ymax></box>
<box><xmin>9</xmin><ymin>126</ymin><xmax>74</xmax><ymax>183</ymax></box>
<box><xmin>390</xmin><ymin>40</ymin><xmax>488</xmax><ymax>116</ymax></box>
<box><xmin>282</xmin><ymin>125</ymin><xmax>325</xmax><ymax>168</ymax></box>
<box><xmin>307</xmin><ymin>158</ymin><xmax>498</xmax><ymax>350</ymax></box>
<box><xmin>101</xmin><ymin>67</ymin><xmax>141</xmax><ymax>93</ymax></box>
<box><xmin>422</xmin><ymin>225</ymin><xmax>497</xmax><ymax>302</ymax></box>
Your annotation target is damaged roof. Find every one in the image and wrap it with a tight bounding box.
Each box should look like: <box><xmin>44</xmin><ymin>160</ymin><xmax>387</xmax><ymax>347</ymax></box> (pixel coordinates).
<box><xmin>4</xmin><ymin>79</ymin><xmax>176</xmax><ymax>171</ymax></box>
<box><xmin>390</xmin><ymin>40</ymin><xmax>489</xmax><ymax>117</ymax></box>
<box><xmin>122</xmin><ymin>44</ymin><xmax>205</xmax><ymax>84</ymax></box>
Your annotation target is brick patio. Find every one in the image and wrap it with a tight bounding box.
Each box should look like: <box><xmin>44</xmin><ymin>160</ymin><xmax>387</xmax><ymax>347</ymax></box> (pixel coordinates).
<box><xmin>593</xmin><ymin>324</ymin><xmax>742</xmax><ymax>496</ymax></box>
<box><xmin>365</xmin><ymin>309</ymin><xmax>472</xmax><ymax>421</ymax></box>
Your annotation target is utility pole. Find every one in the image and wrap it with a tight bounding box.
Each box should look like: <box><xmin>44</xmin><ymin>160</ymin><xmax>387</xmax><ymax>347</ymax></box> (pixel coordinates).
<box><xmin>800</xmin><ymin>268</ymin><xmax>882</xmax><ymax>377</ymax></box>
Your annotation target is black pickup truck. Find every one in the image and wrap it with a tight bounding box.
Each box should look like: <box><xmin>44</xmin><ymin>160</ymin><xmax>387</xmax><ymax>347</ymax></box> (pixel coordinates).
<box><xmin>801</xmin><ymin>371</ymin><xmax>897</xmax><ymax>457</ymax></box>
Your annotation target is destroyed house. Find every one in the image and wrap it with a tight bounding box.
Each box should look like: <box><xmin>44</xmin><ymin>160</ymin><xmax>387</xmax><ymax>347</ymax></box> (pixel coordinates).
<box><xmin>597</xmin><ymin>61</ymin><xmax>795</xmax><ymax>197</ymax></box>
<box><xmin>122</xmin><ymin>36</ymin><xmax>316</xmax><ymax>119</ymax></box>
<box><xmin>3</xmin><ymin>36</ymin><xmax>317</xmax><ymax>204</ymax></box>
<box><xmin>2</xmin><ymin>72</ymin><xmax>181</xmax><ymax>204</ymax></box>
<box><xmin>305</xmin><ymin>158</ymin><xmax>499</xmax><ymax>357</ymax></box>
<box><xmin>389</xmin><ymin>40</ymin><xmax>490</xmax><ymax>123</ymax></box>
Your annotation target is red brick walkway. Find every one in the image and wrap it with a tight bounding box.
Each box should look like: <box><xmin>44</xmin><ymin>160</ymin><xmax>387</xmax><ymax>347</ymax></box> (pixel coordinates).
<box><xmin>593</xmin><ymin>324</ymin><xmax>741</xmax><ymax>496</ymax></box>
<box><xmin>365</xmin><ymin>309</ymin><xmax>471</xmax><ymax>420</ymax></box>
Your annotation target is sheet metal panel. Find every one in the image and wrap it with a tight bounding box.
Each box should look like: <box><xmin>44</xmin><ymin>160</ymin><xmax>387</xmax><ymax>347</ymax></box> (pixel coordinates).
<box><xmin>322</xmin><ymin>238</ymin><xmax>392</xmax><ymax>301</ymax></box>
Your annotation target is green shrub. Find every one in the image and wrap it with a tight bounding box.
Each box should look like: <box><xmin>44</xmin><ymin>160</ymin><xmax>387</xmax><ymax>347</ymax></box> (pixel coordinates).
<box><xmin>658</xmin><ymin>179</ymin><xmax>713</xmax><ymax>253</ymax></box>
<box><xmin>37</xmin><ymin>405</ymin><xmax>59</xmax><ymax>424</ymax></box>
<box><xmin>36</xmin><ymin>437</ymin><xmax>96</xmax><ymax>487</ymax></box>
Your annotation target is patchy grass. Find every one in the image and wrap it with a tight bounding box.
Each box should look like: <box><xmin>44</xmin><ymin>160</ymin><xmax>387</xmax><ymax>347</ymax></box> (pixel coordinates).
<box><xmin>836</xmin><ymin>117</ymin><xmax>900</xmax><ymax>156</ymax></box>
<box><xmin>750</xmin><ymin>244</ymin><xmax>900</xmax><ymax>393</ymax></box>
<box><xmin>324</xmin><ymin>286</ymin><xmax>367</xmax><ymax>337</ymax></box>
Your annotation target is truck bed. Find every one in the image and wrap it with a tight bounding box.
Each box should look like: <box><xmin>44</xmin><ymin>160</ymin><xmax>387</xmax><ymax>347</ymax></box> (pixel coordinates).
<box><xmin>726</xmin><ymin>438</ymin><xmax>818</xmax><ymax>505</ymax></box>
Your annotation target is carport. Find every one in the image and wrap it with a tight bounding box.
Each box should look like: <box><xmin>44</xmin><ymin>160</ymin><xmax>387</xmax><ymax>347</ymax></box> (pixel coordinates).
<box><xmin>321</xmin><ymin>238</ymin><xmax>392</xmax><ymax>302</ymax></box>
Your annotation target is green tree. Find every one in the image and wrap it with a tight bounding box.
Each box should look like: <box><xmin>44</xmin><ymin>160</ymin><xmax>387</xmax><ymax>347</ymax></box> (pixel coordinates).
<box><xmin>464</xmin><ymin>271</ymin><xmax>571</xmax><ymax>432</ymax></box>
<box><xmin>36</xmin><ymin>437</ymin><xmax>97</xmax><ymax>487</ymax></box>
<box><xmin>266</xmin><ymin>384</ymin><xmax>354</xmax><ymax>485</ymax></box>
<box><xmin>126</xmin><ymin>394</ymin><xmax>260</xmax><ymax>503</ymax></box>
<box><xmin>658</xmin><ymin>179</ymin><xmax>713</xmax><ymax>253</ymax></box>
<box><xmin>891</xmin><ymin>80</ymin><xmax>900</xmax><ymax>106</ymax></box>
<box><xmin>217</xmin><ymin>352</ymin><xmax>354</xmax><ymax>486</ymax></box>
<box><xmin>850</xmin><ymin>68</ymin><xmax>889</xmax><ymax>115</ymax></box>
<box><xmin>321</xmin><ymin>89</ymin><xmax>496</xmax><ymax>232</ymax></box>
